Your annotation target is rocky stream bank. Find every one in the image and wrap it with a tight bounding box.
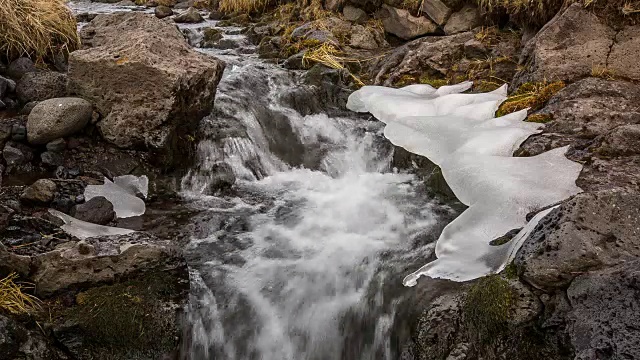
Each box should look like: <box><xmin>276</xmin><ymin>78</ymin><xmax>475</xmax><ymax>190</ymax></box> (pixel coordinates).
<box><xmin>0</xmin><ymin>0</ymin><xmax>639</xmax><ymax>359</ymax></box>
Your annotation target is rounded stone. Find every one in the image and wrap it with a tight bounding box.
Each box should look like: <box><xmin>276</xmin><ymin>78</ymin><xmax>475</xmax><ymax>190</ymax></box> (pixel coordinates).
<box><xmin>21</xmin><ymin>179</ymin><xmax>57</xmax><ymax>205</ymax></box>
<box><xmin>27</xmin><ymin>98</ymin><xmax>93</xmax><ymax>145</ymax></box>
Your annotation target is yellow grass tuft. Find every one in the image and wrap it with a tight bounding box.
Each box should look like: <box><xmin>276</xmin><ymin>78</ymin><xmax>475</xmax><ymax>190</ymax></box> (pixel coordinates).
<box><xmin>303</xmin><ymin>43</ymin><xmax>365</xmax><ymax>86</ymax></box>
<box><xmin>497</xmin><ymin>81</ymin><xmax>565</xmax><ymax>116</ymax></box>
<box><xmin>0</xmin><ymin>0</ymin><xmax>80</xmax><ymax>62</ymax></box>
<box><xmin>0</xmin><ymin>273</ymin><xmax>40</xmax><ymax>315</ymax></box>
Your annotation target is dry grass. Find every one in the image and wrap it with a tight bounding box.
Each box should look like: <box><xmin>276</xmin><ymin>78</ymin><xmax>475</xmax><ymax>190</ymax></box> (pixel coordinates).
<box><xmin>0</xmin><ymin>273</ymin><xmax>40</xmax><ymax>315</ymax></box>
<box><xmin>475</xmin><ymin>0</ymin><xmax>567</xmax><ymax>26</ymax></box>
<box><xmin>497</xmin><ymin>81</ymin><xmax>565</xmax><ymax>116</ymax></box>
<box><xmin>0</xmin><ymin>0</ymin><xmax>80</xmax><ymax>62</ymax></box>
<box><xmin>303</xmin><ymin>43</ymin><xmax>365</xmax><ymax>86</ymax></box>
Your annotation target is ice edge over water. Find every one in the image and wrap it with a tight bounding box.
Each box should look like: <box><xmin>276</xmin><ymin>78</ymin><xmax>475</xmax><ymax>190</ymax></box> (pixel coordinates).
<box><xmin>346</xmin><ymin>82</ymin><xmax>583</xmax><ymax>284</ymax></box>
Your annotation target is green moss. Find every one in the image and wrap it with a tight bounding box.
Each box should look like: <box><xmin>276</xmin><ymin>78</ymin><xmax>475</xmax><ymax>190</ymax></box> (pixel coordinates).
<box><xmin>57</xmin><ymin>272</ymin><xmax>183</xmax><ymax>359</ymax></box>
<box><xmin>463</xmin><ymin>275</ymin><xmax>516</xmax><ymax>346</ymax></box>
<box><xmin>502</xmin><ymin>262</ymin><xmax>518</xmax><ymax>279</ymax></box>
<box><xmin>526</xmin><ymin>113</ymin><xmax>553</xmax><ymax>123</ymax></box>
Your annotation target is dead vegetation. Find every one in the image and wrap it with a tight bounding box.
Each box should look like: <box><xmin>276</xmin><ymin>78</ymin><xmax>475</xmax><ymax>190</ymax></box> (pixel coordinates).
<box><xmin>496</xmin><ymin>81</ymin><xmax>565</xmax><ymax>116</ymax></box>
<box><xmin>303</xmin><ymin>43</ymin><xmax>366</xmax><ymax>86</ymax></box>
<box><xmin>0</xmin><ymin>273</ymin><xmax>40</xmax><ymax>315</ymax></box>
<box><xmin>0</xmin><ymin>0</ymin><xmax>80</xmax><ymax>63</ymax></box>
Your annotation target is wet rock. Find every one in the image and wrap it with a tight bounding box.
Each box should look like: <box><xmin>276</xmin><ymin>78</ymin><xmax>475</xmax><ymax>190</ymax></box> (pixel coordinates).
<box><xmin>208</xmin><ymin>10</ymin><xmax>223</xmax><ymax>20</ymax></box>
<box><xmin>71</xmin><ymin>196</ymin><xmax>115</xmax><ymax>225</ymax></box>
<box><xmin>343</xmin><ymin>5</ymin><xmax>368</xmax><ymax>24</ymax></box>
<box><xmin>118</xmin><ymin>0</ymin><xmax>136</xmax><ymax>5</ymax></box>
<box><xmin>371</xmin><ymin>31</ymin><xmax>473</xmax><ymax>85</ymax></box>
<box><xmin>20</xmin><ymin>101</ymin><xmax>38</xmax><ymax>115</ymax></box>
<box><xmin>0</xmin><ymin>76</ymin><xmax>16</xmax><ymax>98</ymax></box>
<box><xmin>0</xmin><ymin>313</ymin><xmax>62</xmax><ymax>359</ymax></box>
<box><xmin>516</xmin><ymin>190</ymin><xmax>640</xmax><ymax>290</ymax></box>
<box><xmin>7</xmin><ymin>57</ymin><xmax>36</xmax><ymax>79</ymax></box>
<box><xmin>515</xmin><ymin>4</ymin><xmax>615</xmax><ymax>84</ymax></box>
<box><xmin>258</xmin><ymin>36</ymin><xmax>282</xmax><ymax>59</ymax></box>
<box><xmin>27</xmin><ymin>98</ymin><xmax>92</xmax><ymax>145</ymax></box>
<box><xmin>15</xmin><ymin>71</ymin><xmax>67</xmax><ymax>103</ymax></box>
<box><xmin>154</xmin><ymin>5</ymin><xmax>174</xmax><ymax>18</ymax></box>
<box><xmin>444</xmin><ymin>4</ymin><xmax>480</xmax><ymax>34</ymax></box>
<box><xmin>200</xmin><ymin>27</ymin><xmax>223</xmax><ymax>48</ymax></box>
<box><xmin>10</xmin><ymin>124</ymin><xmax>26</xmax><ymax>141</ymax></box>
<box><xmin>68</xmin><ymin>12</ymin><xmax>225</xmax><ymax>169</ymax></box>
<box><xmin>422</xmin><ymin>0</ymin><xmax>452</xmax><ymax>26</ymax></box>
<box><xmin>379</xmin><ymin>5</ymin><xmax>438</xmax><ymax>40</ymax></box>
<box><xmin>206</xmin><ymin>162</ymin><xmax>236</xmax><ymax>193</ymax></box>
<box><xmin>463</xmin><ymin>39</ymin><xmax>487</xmax><ymax>59</ymax></box>
<box><xmin>51</xmin><ymin>195</ymin><xmax>76</xmax><ymax>214</ymax></box>
<box><xmin>283</xmin><ymin>52</ymin><xmax>311</xmax><ymax>70</ymax></box>
<box><xmin>415</xmin><ymin>293</ymin><xmax>464</xmax><ymax>358</ymax></box>
<box><xmin>2</xmin><ymin>143</ymin><xmax>26</xmax><ymax>166</ymax></box>
<box><xmin>608</xmin><ymin>26</ymin><xmax>640</xmax><ymax>81</ymax></box>
<box><xmin>565</xmin><ymin>261</ymin><xmax>640</xmax><ymax>359</ymax></box>
<box><xmin>0</xmin><ymin>99</ymin><xmax>5</xmax><ymax>110</ymax></box>
<box><xmin>76</xmin><ymin>12</ymin><xmax>98</xmax><ymax>23</ymax></box>
<box><xmin>173</xmin><ymin>7</ymin><xmax>204</xmax><ymax>23</ymax></box>
<box><xmin>46</xmin><ymin>138</ymin><xmax>67</xmax><ymax>153</ymax></box>
<box><xmin>350</xmin><ymin>25</ymin><xmax>381</xmax><ymax>50</ymax></box>
<box><xmin>21</xmin><ymin>179</ymin><xmax>57</xmax><ymax>205</ymax></box>
<box><xmin>41</xmin><ymin>151</ymin><xmax>65</xmax><ymax>167</ymax></box>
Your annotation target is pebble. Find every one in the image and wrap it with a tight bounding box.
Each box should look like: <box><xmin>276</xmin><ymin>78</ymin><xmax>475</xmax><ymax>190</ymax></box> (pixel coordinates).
<box><xmin>46</xmin><ymin>138</ymin><xmax>66</xmax><ymax>153</ymax></box>
<box><xmin>41</xmin><ymin>151</ymin><xmax>64</xmax><ymax>167</ymax></box>
<box><xmin>11</xmin><ymin>124</ymin><xmax>26</xmax><ymax>141</ymax></box>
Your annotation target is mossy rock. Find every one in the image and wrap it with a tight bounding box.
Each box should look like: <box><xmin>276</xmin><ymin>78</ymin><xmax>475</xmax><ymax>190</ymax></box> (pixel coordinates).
<box><xmin>50</xmin><ymin>270</ymin><xmax>188</xmax><ymax>360</ymax></box>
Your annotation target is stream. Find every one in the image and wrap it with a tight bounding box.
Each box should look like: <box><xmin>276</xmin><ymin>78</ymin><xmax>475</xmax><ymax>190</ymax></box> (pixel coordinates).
<box><xmin>69</xmin><ymin>3</ymin><xmax>462</xmax><ymax>359</ymax></box>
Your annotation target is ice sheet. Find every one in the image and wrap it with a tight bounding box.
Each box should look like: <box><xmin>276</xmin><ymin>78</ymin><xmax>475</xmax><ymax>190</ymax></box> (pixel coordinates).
<box><xmin>50</xmin><ymin>209</ymin><xmax>135</xmax><ymax>240</ymax></box>
<box><xmin>84</xmin><ymin>178</ymin><xmax>146</xmax><ymax>218</ymax></box>
<box><xmin>346</xmin><ymin>82</ymin><xmax>583</xmax><ymax>283</ymax></box>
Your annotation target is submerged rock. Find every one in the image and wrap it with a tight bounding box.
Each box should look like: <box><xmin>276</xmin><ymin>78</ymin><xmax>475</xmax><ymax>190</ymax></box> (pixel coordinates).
<box><xmin>68</xmin><ymin>12</ymin><xmax>225</xmax><ymax>169</ymax></box>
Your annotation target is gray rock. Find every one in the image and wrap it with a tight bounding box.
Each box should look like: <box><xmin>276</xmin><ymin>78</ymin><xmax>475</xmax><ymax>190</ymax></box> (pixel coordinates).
<box><xmin>21</xmin><ymin>179</ymin><xmax>57</xmax><ymax>204</ymax></box>
<box><xmin>20</xmin><ymin>101</ymin><xmax>38</xmax><ymax>115</ymax></box>
<box><xmin>200</xmin><ymin>27</ymin><xmax>223</xmax><ymax>48</ymax></box>
<box><xmin>46</xmin><ymin>138</ymin><xmax>67</xmax><ymax>153</ymax></box>
<box><xmin>71</xmin><ymin>196</ymin><xmax>115</xmax><ymax>225</ymax></box>
<box><xmin>608</xmin><ymin>25</ymin><xmax>640</xmax><ymax>81</ymax></box>
<box><xmin>27</xmin><ymin>98</ymin><xmax>92</xmax><ymax>145</ymax></box>
<box><xmin>2</xmin><ymin>143</ymin><xmax>25</xmax><ymax>166</ymax></box>
<box><xmin>422</xmin><ymin>0</ymin><xmax>452</xmax><ymax>25</ymax></box>
<box><xmin>444</xmin><ymin>4</ymin><xmax>481</xmax><ymax>34</ymax></box>
<box><xmin>15</xmin><ymin>71</ymin><xmax>67</xmax><ymax>103</ymax></box>
<box><xmin>343</xmin><ymin>5</ymin><xmax>368</xmax><ymax>24</ymax></box>
<box><xmin>515</xmin><ymin>3</ymin><xmax>615</xmax><ymax>84</ymax></box>
<box><xmin>7</xmin><ymin>57</ymin><xmax>36</xmax><ymax>79</ymax></box>
<box><xmin>2</xmin><ymin>98</ymin><xmax>16</xmax><ymax>110</ymax></box>
<box><xmin>206</xmin><ymin>162</ymin><xmax>236</xmax><ymax>193</ymax></box>
<box><xmin>371</xmin><ymin>31</ymin><xmax>474</xmax><ymax>85</ymax></box>
<box><xmin>463</xmin><ymin>39</ymin><xmax>487</xmax><ymax>59</ymax></box>
<box><xmin>10</xmin><ymin>124</ymin><xmax>26</xmax><ymax>141</ymax></box>
<box><xmin>283</xmin><ymin>52</ymin><xmax>310</xmax><ymax>70</ymax></box>
<box><xmin>118</xmin><ymin>0</ymin><xmax>136</xmax><ymax>5</ymax></box>
<box><xmin>0</xmin><ymin>99</ymin><xmax>5</xmax><ymax>110</ymax></box>
<box><xmin>68</xmin><ymin>13</ymin><xmax>225</xmax><ymax>169</ymax></box>
<box><xmin>173</xmin><ymin>7</ymin><xmax>204</xmax><ymax>23</ymax></box>
<box><xmin>600</xmin><ymin>124</ymin><xmax>640</xmax><ymax>156</ymax></box>
<box><xmin>0</xmin><ymin>76</ymin><xmax>16</xmax><ymax>98</ymax></box>
<box><xmin>0</xmin><ymin>122</ymin><xmax>11</xmax><ymax>142</ymax></box>
<box><xmin>567</xmin><ymin>260</ymin><xmax>640</xmax><ymax>360</ymax></box>
<box><xmin>516</xmin><ymin>189</ymin><xmax>640</xmax><ymax>290</ymax></box>
<box><xmin>379</xmin><ymin>5</ymin><xmax>438</xmax><ymax>40</ymax></box>
<box><xmin>350</xmin><ymin>25</ymin><xmax>380</xmax><ymax>50</ymax></box>
<box><xmin>154</xmin><ymin>5</ymin><xmax>173</xmax><ymax>19</ymax></box>
<box><xmin>40</xmin><ymin>151</ymin><xmax>65</xmax><ymax>167</ymax></box>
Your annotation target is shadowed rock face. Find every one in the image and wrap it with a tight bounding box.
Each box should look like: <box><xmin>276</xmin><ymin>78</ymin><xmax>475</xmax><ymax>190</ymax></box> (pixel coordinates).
<box><xmin>68</xmin><ymin>12</ymin><xmax>225</xmax><ymax>170</ymax></box>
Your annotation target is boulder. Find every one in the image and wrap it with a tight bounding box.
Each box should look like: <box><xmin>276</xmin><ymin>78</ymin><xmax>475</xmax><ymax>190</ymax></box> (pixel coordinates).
<box><xmin>443</xmin><ymin>4</ymin><xmax>480</xmax><ymax>34</ymax></box>
<box><xmin>608</xmin><ymin>26</ymin><xmax>640</xmax><ymax>81</ymax></box>
<box><xmin>21</xmin><ymin>179</ymin><xmax>57</xmax><ymax>205</ymax></box>
<box><xmin>71</xmin><ymin>196</ymin><xmax>116</xmax><ymax>225</ymax></box>
<box><xmin>516</xmin><ymin>190</ymin><xmax>640</xmax><ymax>290</ymax></box>
<box><xmin>566</xmin><ymin>260</ymin><xmax>640</xmax><ymax>360</ymax></box>
<box><xmin>600</xmin><ymin>124</ymin><xmax>640</xmax><ymax>156</ymax></box>
<box><xmin>379</xmin><ymin>5</ymin><xmax>438</xmax><ymax>40</ymax></box>
<box><xmin>67</xmin><ymin>13</ymin><xmax>225</xmax><ymax>169</ymax></box>
<box><xmin>15</xmin><ymin>71</ymin><xmax>67</xmax><ymax>103</ymax></box>
<box><xmin>371</xmin><ymin>31</ymin><xmax>474</xmax><ymax>85</ymax></box>
<box><xmin>27</xmin><ymin>97</ymin><xmax>93</xmax><ymax>145</ymax></box>
<box><xmin>200</xmin><ymin>27</ymin><xmax>224</xmax><ymax>48</ymax></box>
<box><xmin>343</xmin><ymin>5</ymin><xmax>368</xmax><ymax>24</ymax></box>
<box><xmin>515</xmin><ymin>3</ymin><xmax>615</xmax><ymax>84</ymax></box>
<box><xmin>154</xmin><ymin>5</ymin><xmax>174</xmax><ymax>18</ymax></box>
<box><xmin>422</xmin><ymin>0</ymin><xmax>452</xmax><ymax>26</ymax></box>
<box><xmin>173</xmin><ymin>7</ymin><xmax>204</xmax><ymax>23</ymax></box>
